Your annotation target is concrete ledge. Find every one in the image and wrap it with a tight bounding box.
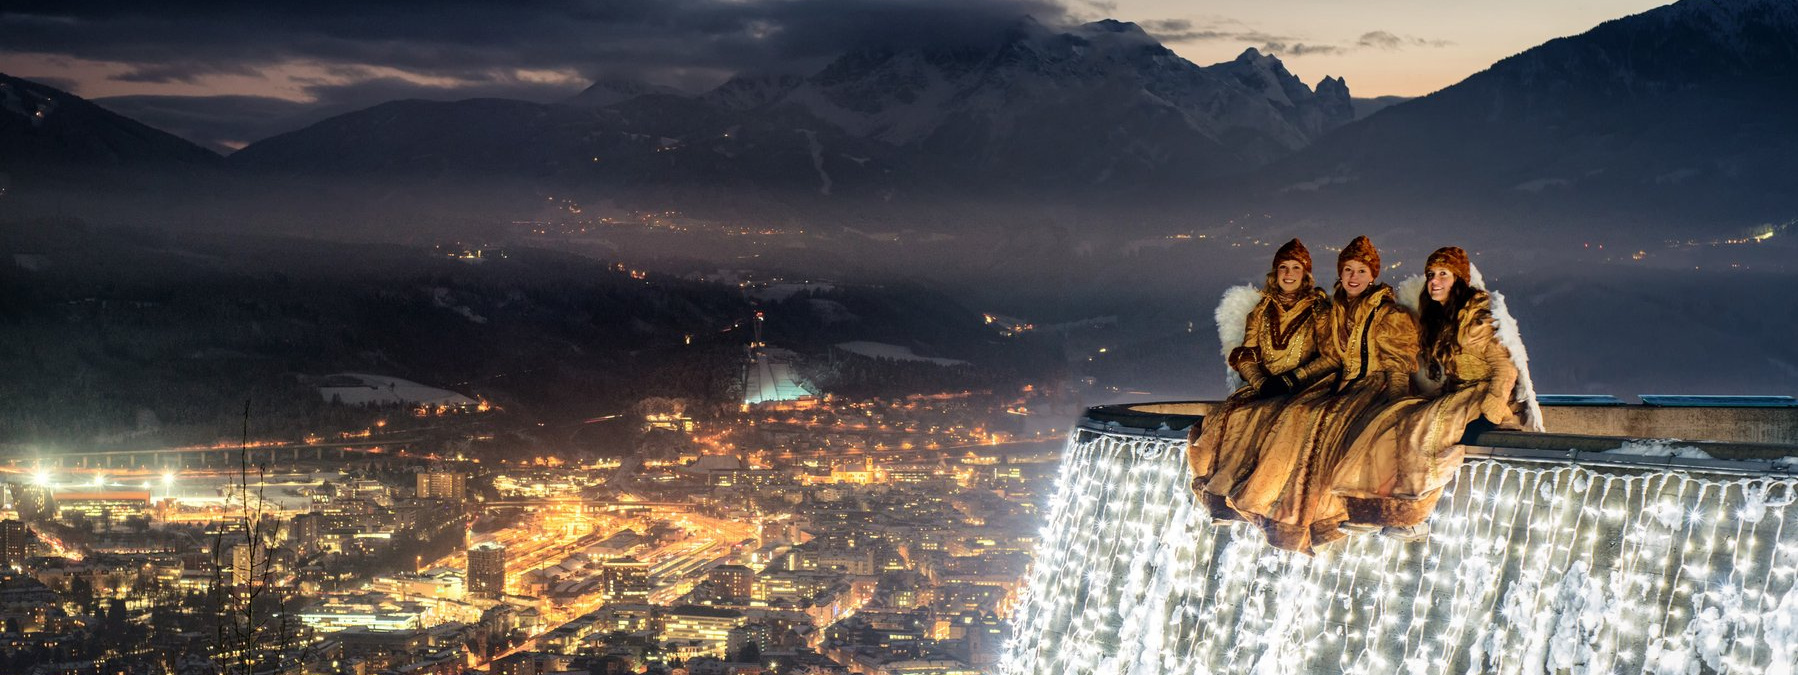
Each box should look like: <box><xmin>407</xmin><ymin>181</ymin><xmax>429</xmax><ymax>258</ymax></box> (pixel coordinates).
<box><xmin>1083</xmin><ymin>400</ymin><xmax>1798</xmax><ymax>467</ymax></box>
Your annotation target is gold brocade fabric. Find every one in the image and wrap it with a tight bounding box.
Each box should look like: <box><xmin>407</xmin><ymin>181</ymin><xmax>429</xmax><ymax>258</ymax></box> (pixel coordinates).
<box><xmin>1249</xmin><ymin>288</ymin><xmax>1328</xmax><ymax>379</ymax></box>
<box><xmin>1333</xmin><ymin>292</ymin><xmax>1520</xmax><ymax>529</ymax></box>
<box><xmin>1225</xmin><ymin>285</ymin><xmax>1420</xmax><ymax>554</ymax></box>
<box><xmin>1188</xmin><ymin>288</ymin><xmax>1329</xmax><ymax>520</ymax></box>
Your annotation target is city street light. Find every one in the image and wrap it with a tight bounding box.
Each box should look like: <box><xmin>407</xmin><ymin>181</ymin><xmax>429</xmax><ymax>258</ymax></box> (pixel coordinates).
<box><xmin>32</xmin><ymin>470</ymin><xmax>51</xmax><ymax>487</ymax></box>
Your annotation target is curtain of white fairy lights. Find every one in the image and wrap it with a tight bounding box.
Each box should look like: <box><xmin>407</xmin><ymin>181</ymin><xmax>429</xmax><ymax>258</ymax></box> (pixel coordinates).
<box><xmin>1001</xmin><ymin>427</ymin><xmax>1798</xmax><ymax>675</ymax></box>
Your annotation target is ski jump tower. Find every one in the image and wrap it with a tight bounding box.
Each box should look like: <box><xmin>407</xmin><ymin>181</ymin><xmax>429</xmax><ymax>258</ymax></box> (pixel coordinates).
<box><xmin>1000</xmin><ymin>397</ymin><xmax>1798</xmax><ymax>675</ymax></box>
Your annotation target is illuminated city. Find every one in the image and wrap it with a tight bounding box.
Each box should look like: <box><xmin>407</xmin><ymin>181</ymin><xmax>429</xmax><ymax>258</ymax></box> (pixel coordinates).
<box><xmin>0</xmin><ymin>348</ymin><xmax>1064</xmax><ymax>674</ymax></box>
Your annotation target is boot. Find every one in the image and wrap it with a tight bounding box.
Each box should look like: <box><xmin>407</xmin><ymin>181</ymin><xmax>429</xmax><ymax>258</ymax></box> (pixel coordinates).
<box><xmin>1380</xmin><ymin>522</ymin><xmax>1430</xmax><ymax>542</ymax></box>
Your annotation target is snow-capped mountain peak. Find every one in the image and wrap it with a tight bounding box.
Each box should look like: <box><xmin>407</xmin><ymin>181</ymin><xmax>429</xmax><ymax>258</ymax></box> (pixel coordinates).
<box><xmin>760</xmin><ymin>19</ymin><xmax>1353</xmax><ymax>154</ymax></box>
<box><xmin>1214</xmin><ymin>48</ymin><xmax>1313</xmax><ymax>108</ymax></box>
<box><xmin>1071</xmin><ymin>19</ymin><xmax>1163</xmax><ymax>47</ymax></box>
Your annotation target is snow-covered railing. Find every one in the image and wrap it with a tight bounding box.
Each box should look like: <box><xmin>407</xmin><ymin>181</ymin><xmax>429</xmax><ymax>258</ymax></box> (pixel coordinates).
<box><xmin>1000</xmin><ymin>405</ymin><xmax>1798</xmax><ymax>675</ymax></box>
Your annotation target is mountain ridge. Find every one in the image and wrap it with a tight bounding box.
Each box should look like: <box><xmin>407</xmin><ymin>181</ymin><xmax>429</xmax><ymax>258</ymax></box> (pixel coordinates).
<box><xmin>1231</xmin><ymin>0</ymin><xmax>1798</xmax><ymax>237</ymax></box>
<box><xmin>0</xmin><ymin>73</ymin><xmax>222</xmax><ymax>174</ymax></box>
<box><xmin>221</xmin><ymin>18</ymin><xmax>1354</xmax><ymax>205</ymax></box>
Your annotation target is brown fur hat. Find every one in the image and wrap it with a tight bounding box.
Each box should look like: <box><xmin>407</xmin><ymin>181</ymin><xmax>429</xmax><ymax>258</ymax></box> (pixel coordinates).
<box><xmin>1337</xmin><ymin>235</ymin><xmax>1381</xmax><ymax>276</ymax></box>
<box><xmin>1272</xmin><ymin>238</ymin><xmax>1312</xmax><ymax>274</ymax></box>
<box><xmin>1425</xmin><ymin>246</ymin><xmax>1472</xmax><ymax>283</ymax></box>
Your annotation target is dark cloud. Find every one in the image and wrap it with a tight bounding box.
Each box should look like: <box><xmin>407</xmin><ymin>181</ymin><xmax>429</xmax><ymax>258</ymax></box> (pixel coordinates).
<box><xmin>112</xmin><ymin>60</ymin><xmax>263</xmax><ymax>84</ymax></box>
<box><xmin>3</xmin><ymin>0</ymin><xmax>1070</xmax><ymax>149</ymax></box>
<box><xmin>303</xmin><ymin>75</ymin><xmax>588</xmax><ymax>108</ymax></box>
<box><xmin>1255</xmin><ymin>30</ymin><xmax>1452</xmax><ymax>58</ymax></box>
<box><xmin>1260</xmin><ymin>41</ymin><xmax>1346</xmax><ymax>57</ymax></box>
<box><xmin>1076</xmin><ymin>1</ymin><xmax>1119</xmax><ymax>15</ymax></box>
<box><xmin>0</xmin><ymin>0</ymin><xmax>1070</xmax><ymax>86</ymax></box>
<box><xmin>1356</xmin><ymin>30</ymin><xmax>1452</xmax><ymax>50</ymax></box>
<box><xmin>1137</xmin><ymin>18</ymin><xmax>1294</xmax><ymax>46</ymax></box>
<box><xmin>96</xmin><ymin>74</ymin><xmax>594</xmax><ymax>152</ymax></box>
<box><xmin>1126</xmin><ymin>17</ymin><xmax>1451</xmax><ymax>59</ymax></box>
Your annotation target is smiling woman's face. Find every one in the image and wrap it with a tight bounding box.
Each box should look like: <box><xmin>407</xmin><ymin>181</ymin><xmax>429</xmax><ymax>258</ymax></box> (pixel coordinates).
<box><xmin>1426</xmin><ymin>266</ymin><xmax>1456</xmax><ymax>303</ymax></box>
<box><xmin>1275</xmin><ymin>260</ymin><xmax>1306</xmax><ymax>293</ymax></box>
<box><xmin>1340</xmin><ymin>261</ymin><xmax>1374</xmax><ymax>298</ymax></box>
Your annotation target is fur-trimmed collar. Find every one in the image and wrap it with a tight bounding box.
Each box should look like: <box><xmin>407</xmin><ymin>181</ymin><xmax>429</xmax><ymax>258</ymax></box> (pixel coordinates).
<box><xmin>1264</xmin><ymin>285</ymin><xmax>1327</xmax><ymax>312</ymax></box>
<box><xmin>1332</xmin><ymin>281</ymin><xmax>1394</xmax><ymax>308</ymax></box>
<box><xmin>1454</xmin><ymin>289</ymin><xmax>1493</xmax><ymax>329</ymax></box>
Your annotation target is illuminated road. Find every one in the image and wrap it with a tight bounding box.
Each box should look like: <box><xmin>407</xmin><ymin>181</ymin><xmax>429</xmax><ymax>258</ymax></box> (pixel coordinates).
<box><xmin>780</xmin><ymin>437</ymin><xmax>1065</xmax><ymax>464</ymax></box>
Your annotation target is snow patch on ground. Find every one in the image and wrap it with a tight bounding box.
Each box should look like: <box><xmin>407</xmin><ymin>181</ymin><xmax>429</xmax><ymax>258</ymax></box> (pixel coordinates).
<box><xmin>431</xmin><ymin>287</ymin><xmax>487</xmax><ymax>324</ymax></box>
<box><xmin>318</xmin><ymin>373</ymin><xmax>477</xmax><ymax>407</ymax></box>
<box><xmin>796</xmin><ymin>129</ymin><xmax>832</xmax><ymax>195</ymax></box>
<box><xmin>1603</xmin><ymin>439</ymin><xmax>1715</xmax><ymax>460</ymax></box>
<box><xmin>834</xmin><ymin>341</ymin><xmax>968</xmax><ymax>366</ymax></box>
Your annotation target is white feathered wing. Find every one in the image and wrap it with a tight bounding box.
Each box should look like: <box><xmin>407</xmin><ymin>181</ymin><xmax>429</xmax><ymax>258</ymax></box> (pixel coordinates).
<box><xmin>1214</xmin><ymin>285</ymin><xmax>1263</xmax><ymax>391</ymax></box>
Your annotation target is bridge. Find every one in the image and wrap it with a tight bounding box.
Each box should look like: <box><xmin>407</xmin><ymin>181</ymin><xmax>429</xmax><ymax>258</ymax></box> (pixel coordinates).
<box><xmin>1002</xmin><ymin>400</ymin><xmax>1798</xmax><ymax>675</ymax></box>
<box><xmin>776</xmin><ymin>438</ymin><xmax>1062</xmax><ymax>467</ymax></box>
<box><xmin>478</xmin><ymin>499</ymin><xmax>688</xmax><ymax>513</ymax></box>
<box><xmin>0</xmin><ymin>438</ymin><xmax>421</xmax><ymax>471</ymax></box>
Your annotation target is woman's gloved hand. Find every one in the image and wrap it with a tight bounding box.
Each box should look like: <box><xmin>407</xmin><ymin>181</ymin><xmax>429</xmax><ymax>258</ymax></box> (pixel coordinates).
<box><xmin>1257</xmin><ymin>373</ymin><xmax>1298</xmax><ymax>398</ymax></box>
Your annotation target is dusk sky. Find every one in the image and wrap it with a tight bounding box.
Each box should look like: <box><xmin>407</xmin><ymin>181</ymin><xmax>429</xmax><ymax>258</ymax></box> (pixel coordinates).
<box><xmin>2</xmin><ymin>0</ymin><xmax>1671</xmax><ymax>148</ymax></box>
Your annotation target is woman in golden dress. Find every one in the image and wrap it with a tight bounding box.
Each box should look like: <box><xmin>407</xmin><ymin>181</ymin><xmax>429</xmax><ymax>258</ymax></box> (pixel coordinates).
<box><xmin>1333</xmin><ymin>246</ymin><xmax>1519</xmax><ymax>540</ymax></box>
<box><xmin>1229</xmin><ymin>236</ymin><xmax>1420</xmax><ymax>554</ymax></box>
<box><xmin>1188</xmin><ymin>239</ymin><xmax>1331</xmax><ymax>523</ymax></box>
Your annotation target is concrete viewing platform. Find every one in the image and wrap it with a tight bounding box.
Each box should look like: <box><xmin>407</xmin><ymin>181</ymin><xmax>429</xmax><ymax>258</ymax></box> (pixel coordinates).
<box><xmin>1002</xmin><ymin>398</ymin><xmax>1798</xmax><ymax>675</ymax></box>
<box><xmin>1082</xmin><ymin>398</ymin><xmax>1798</xmax><ymax>473</ymax></box>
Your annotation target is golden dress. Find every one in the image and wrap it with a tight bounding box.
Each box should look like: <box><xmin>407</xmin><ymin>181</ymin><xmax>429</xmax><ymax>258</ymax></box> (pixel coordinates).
<box><xmin>1228</xmin><ymin>284</ymin><xmax>1420</xmax><ymax>553</ymax></box>
<box><xmin>1333</xmin><ymin>291</ymin><xmax>1519</xmax><ymax>528</ymax></box>
<box><xmin>1187</xmin><ymin>287</ymin><xmax>1330</xmax><ymax>521</ymax></box>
